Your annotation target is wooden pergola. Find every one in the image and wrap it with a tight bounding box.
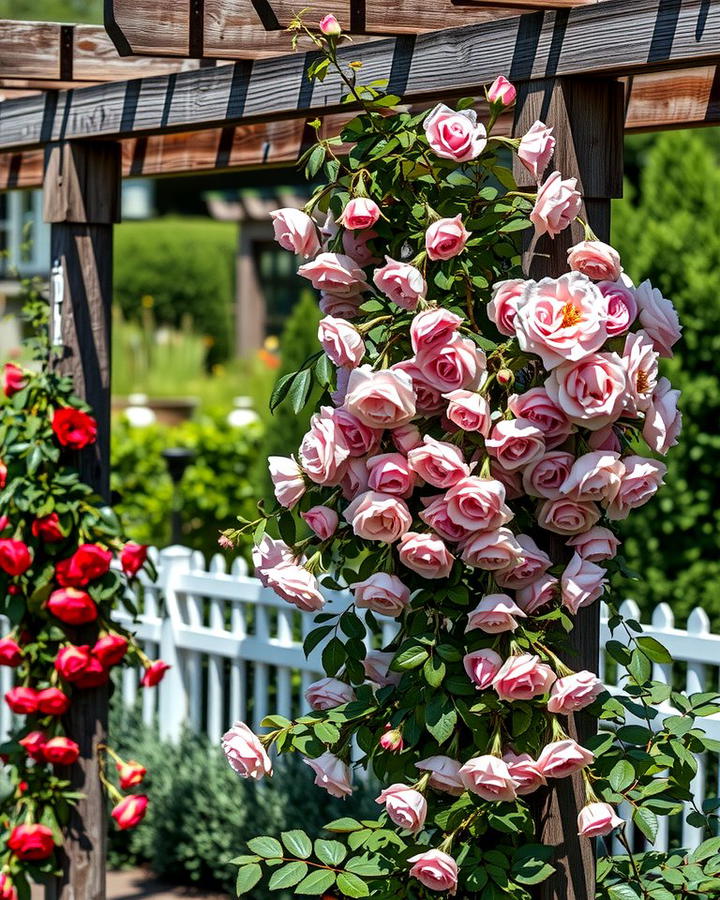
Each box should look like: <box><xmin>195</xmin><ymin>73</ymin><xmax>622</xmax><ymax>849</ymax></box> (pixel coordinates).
<box><xmin>1</xmin><ymin>1</ymin><xmax>718</xmax><ymax>898</ymax></box>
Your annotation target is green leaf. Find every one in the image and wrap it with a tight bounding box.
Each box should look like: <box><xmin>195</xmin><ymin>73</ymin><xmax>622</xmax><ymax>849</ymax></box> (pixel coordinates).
<box><xmin>268</xmin><ymin>861</ymin><xmax>308</xmax><ymax>890</ymax></box>
<box><xmin>306</xmin><ymin>145</ymin><xmax>327</xmax><ymax>179</ymax></box>
<box><xmin>608</xmin><ymin>886</ymin><xmax>641</xmax><ymax>900</ymax></box>
<box><xmin>390</xmin><ymin>641</ymin><xmax>429</xmax><ymax>671</ymax></box>
<box><xmin>289</xmin><ymin>368</ymin><xmax>314</xmax><ymax>414</ymax></box>
<box><xmin>325</xmin><ymin>817</ymin><xmax>363</xmax><ymax>833</ymax></box>
<box><xmin>609</xmin><ymin>760</ymin><xmax>635</xmax><ymax>792</ymax></box>
<box><xmin>295</xmin><ymin>869</ymin><xmax>336</xmax><ymax>895</ymax></box>
<box><xmin>315</xmin><ymin>838</ymin><xmax>347</xmax><ymax>866</ymax></box>
<box><xmin>247</xmin><ymin>836</ymin><xmax>283</xmax><ymax>858</ymax></box>
<box><xmin>322</xmin><ymin>637</ymin><xmax>346</xmax><ymax>677</ymax></box>
<box><xmin>261</xmin><ymin>715</ymin><xmax>292</xmax><ymax>730</ymax></box>
<box><xmin>337</xmin><ymin>871</ymin><xmax>370</xmax><ymax>897</ymax></box>
<box><xmin>423</xmin><ymin>655</ymin><xmax>446</xmax><ymax>688</ymax></box>
<box><xmin>236</xmin><ymin>864</ymin><xmax>263</xmax><ymax>895</ymax></box>
<box><xmin>632</xmin><ymin>806</ymin><xmax>658</xmax><ymax>843</ymax></box>
<box><xmin>315</xmin><ymin>721</ymin><xmax>341</xmax><ymax>745</ymax></box>
<box><xmin>425</xmin><ymin>694</ymin><xmax>457</xmax><ymax>744</ymax></box>
<box><xmin>281</xmin><ymin>830</ymin><xmax>313</xmax><ymax>859</ymax></box>
<box><xmin>636</xmin><ymin>636</ymin><xmax>672</xmax><ymax>664</ymax></box>
<box><xmin>269</xmin><ymin>372</ymin><xmax>296</xmax><ymax>412</ymax></box>
<box><xmin>304</xmin><ymin>625</ymin><xmax>333</xmax><ymax>658</ymax></box>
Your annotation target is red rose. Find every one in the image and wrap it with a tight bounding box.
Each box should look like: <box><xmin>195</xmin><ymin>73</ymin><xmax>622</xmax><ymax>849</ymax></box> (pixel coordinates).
<box><xmin>0</xmin><ymin>637</ymin><xmax>23</xmax><ymax>667</ymax></box>
<box><xmin>0</xmin><ymin>872</ymin><xmax>17</xmax><ymax>900</ymax></box>
<box><xmin>5</xmin><ymin>687</ymin><xmax>39</xmax><ymax>715</ymax></box>
<box><xmin>0</xmin><ymin>462</ymin><xmax>6</xmax><ymax>490</ymax></box>
<box><xmin>18</xmin><ymin>731</ymin><xmax>47</xmax><ymax>761</ymax></box>
<box><xmin>51</xmin><ymin>408</ymin><xmax>97</xmax><ymax>450</ymax></box>
<box><xmin>55</xmin><ymin>645</ymin><xmax>92</xmax><ymax>681</ymax></box>
<box><xmin>47</xmin><ymin>588</ymin><xmax>98</xmax><ymax>626</ymax></box>
<box><xmin>36</xmin><ymin>688</ymin><xmax>70</xmax><ymax>716</ymax></box>
<box><xmin>7</xmin><ymin>823</ymin><xmax>55</xmax><ymax>860</ymax></box>
<box><xmin>120</xmin><ymin>543</ymin><xmax>148</xmax><ymax>578</ymax></box>
<box><xmin>117</xmin><ymin>760</ymin><xmax>147</xmax><ymax>790</ymax></box>
<box><xmin>55</xmin><ymin>544</ymin><xmax>112</xmax><ymax>587</ymax></box>
<box><xmin>2</xmin><ymin>363</ymin><xmax>26</xmax><ymax>398</ymax></box>
<box><xmin>0</xmin><ymin>540</ymin><xmax>32</xmax><ymax>577</ymax></box>
<box><xmin>141</xmin><ymin>660</ymin><xmax>170</xmax><ymax>688</ymax></box>
<box><xmin>0</xmin><ymin>516</ymin><xmax>9</xmax><ymax>533</ymax></box>
<box><xmin>42</xmin><ymin>736</ymin><xmax>80</xmax><ymax>766</ymax></box>
<box><xmin>93</xmin><ymin>635</ymin><xmax>128</xmax><ymax>668</ymax></box>
<box><xmin>31</xmin><ymin>513</ymin><xmax>64</xmax><ymax>543</ymax></box>
<box><xmin>72</xmin><ymin>656</ymin><xmax>108</xmax><ymax>690</ymax></box>
<box><xmin>111</xmin><ymin>795</ymin><xmax>149</xmax><ymax>830</ymax></box>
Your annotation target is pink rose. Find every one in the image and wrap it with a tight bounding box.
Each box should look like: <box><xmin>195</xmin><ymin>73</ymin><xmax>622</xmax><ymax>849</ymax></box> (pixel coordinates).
<box><xmin>373</xmin><ymin>257</ymin><xmax>426</xmax><ymax>311</ymax></box>
<box><xmin>319</xmin><ymin>13</ymin><xmax>341</xmax><ymax>35</ymax></box>
<box><xmin>265</xmin><ymin>564</ymin><xmax>325</xmax><ymax>612</ymax></box>
<box><xmin>531</xmin><ymin>171</ymin><xmax>582</xmax><ymax>239</ymax></box>
<box><xmin>419</xmin><ymin>495</ymin><xmax>472</xmax><ymax>544</ymax></box>
<box><xmin>516</xmin><ymin>574</ymin><xmax>558</xmax><ymax>614</ymax></box>
<box><xmin>343</xmin><ymin>491</ymin><xmax>412</xmax><ymax>543</ymax></box>
<box><xmin>424</xmin><ymin>103</ymin><xmax>487</xmax><ymax>162</ymax></box>
<box><xmin>634</xmin><ymin>279</ymin><xmax>681</xmax><ymax>358</ymax></box>
<box><xmin>351</xmin><ymin>573</ymin><xmax>411</xmax><ymax>617</ymax></box>
<box><xmin>463</xmin><ymin>648</ymin><xmax>503</xmax><ymax>689</ymax></box>
<box><xmin>508</xmin><ymin>387</ymin><xmax>572</xmax><ymax>449</ymax></box>
<box><xmin>444</xmin><ymin>389</ymin><xmax>491</xmax><ymax>435</ymax></box>
<box><xmin>344</xmin><ymin>365</ymin><xmax>416</xmax><ymax>428</ymax></box>
<box><xmin>444</xmin><ymin>477</ymin><xmax>512</xmax><ymax>531</ymax></box>
<box><xmin>252</xmin><ymin>536</ymin><xmax>295</xmax><ymax>586</ymax></box>
<box><xmin>415</xmin><ymin>756</ymin><xmax>464</xmax><ymax>795</ymax></box>
<box><xmin>320</xmin><ymin>292</ymin><xmax>362</xmax><ymax>319</ymax></box>
<box><xmin>578</xmin><ymin>802</ymin><xmax>624</xmax><ymax>837</ymax></box>
<box><xmin>410</xmin><ymin>308</ymin><xmax>462</xmax><ymax>355</ymax></box>
<box><xmin>304</xmin><ymin>752</ymin><xmax>352</xmax><ymax>798</ymax></box>
<box><xmin>407</xmin><ymin>436</ymin><xmax>469</xmax><ymax>489</ymax></box>
<box><xmin>523</xmin><ymin>451</ymin><xmax>575</xmax><ymax>499</ymax></box>
<box><xmin>622</xmin><ymin>330</ymin><xmax>659</xmax><ymax>415</ymax></box>
<box><xmin>495</xmin><ymin>534</ymin><xmax>551</xmax><ymax>590</ymax></box>
<box><xmin>567</xmin><ymin>240</ymin><xmax>622</xmax><ymax>282</ymax></box>
<box><xmin>425</xmin><ymin>215</ymin><xmax>470</xmax><ymax>261</ymax></box>
<box><xmin>305</xmin><ymin>677</ymin><xmax>355</xmax><ymax>710</ymax></box>
<box><xmin>606</xmin><ymin>456</ymin><xmax>666</xmax><ymax>520</ymax></box>
<box><xmin>270</xmin><ymin>208</ymin><xmax>320</xmax><ymax>258</ymax></box>
<box><xmin>340</xmin><ymin>457</ymin><xmax>370</xmax><ymax>500</ymax></box>
<box><xmin>547</xmin><ymin>670</ymin><xmax>604</xmax><ymax>714</ymax></box>
<box><xmin>536</xmin><ymin>739</ymin><xmax>594</xmax><ymax>779</ymax></box>
<box><xmin>461</xmin><ymin>528</ymin><xmax>524</xmax><ymax>571</ymax></box>
<box><xmin>398</xmin><ymin>532</ymin><xmax>455</xmax><ymax>579</ymax></box>
<box><xmin>222</xmin><ymin>721</ymin><xmax>273</xmax><ymax>780</ymax></box>
<box><xmin>268</xmin><ymin>456</ymin><xmax>306</xmax><ymax>508</ymax></box>
<box><xmin>503</xmin><ymin>751</ymin><xmax>546</xmax><ymax>796</ymax></box>
<box><xmin>332</xmin><ymin>408</ymin><xmax>381</xmax><ymax>457</ymax></box>
<box><xmin>415</xmin><ymin>336</ymin><xmax>486</xmax><ymax>393</ymax></box>
<box><xmin>392</xmin><ymin>360</ymin><xmax>445</xmax><ymax>415</ymax></box>
<box><xmin>298</xmin><ymin>252</ymin><xmax>368</xmax><ymax>295</ymax></box>
<box><xmin>458</xmin><ymin>755</ymin><xmax>517</xmax><ymax>802</ymax></box>
<box><xmin>643</xmin><ymin>376</ymin><xmax>682</xmax><ymax>455</ymax></box>
<box><xmin>567</xmin><ymin>526</ymin><xmax>620</xmax><ymax>562</ymax></box>
<box><xmin>318</xmin><ymin>316</ymin><xmax>364</xmax><ymax>369</ymax></box>
<box><xmin>408</xmin><ymin>850</ymin><xmax>458</xmax><ymax>896</ymax></box>
<box><xmin>560</xmin><ymin>451</ymin><xmax>625</xmax><ymax>504</ymax></box>
<box><xmin>491</xmin><ymin>460</ymin><xmax>523</xmax><ymax>501</ymax></box>
<box><xmin>376</xmin><ymin>784</ymin><xmax>427</xmax><ymax>833</ymax></box>
<box><xmin>343</xmin><ymin>228</ymin><xmax>380</xmax><ymax>266</ymax></box>
<box><xmin>488</xmin><ymin>279</ymin><xmax>530</xmax><ymax>336</ymax></box>
<box><xmin>486</xmin><ymin>418</ymin><xmax>546</xmax><ymax>471</ymax></box>
<box><xmin>392</xmin><ymin>423</ymin><xmax>423</xmax><ymax>454</ymax></box>
<box><xmin>301</xmin><ymin>506</ymin><xmax>339</xmax><ymax>540</ymax></box>
<box><xmin>538</xmin><ymin>497</ymin><xmax>601</xmax><ymax>535</ymax></box>
<box><xmin>598</xmin><ymin>280</ymin><xmax>638</xmax><ymax>336</ymax></box>
<box><xmin>465</xmin><ymin>594</ymin><xmax>526</xmax><ymax>634</ymax></box>
<box><xmin>367</xmin><ymin>453</ymin><xmax>416</xmax><ymax>497</ymax></box>
<box><xmin>363</xmin><ymin>650</ymin><xmax>401</xmax><ymax>687</ymax></box>
<box><xmin>588</xmin><ymin>424</ymin><xmax>622</xmax><ymax>453</ymax></box>
<box><xmin>561</xmin><ymin>553</ymin><xmax>607</xmax><ymax>614</ymax></box>
<box><xmin>488</xmin><ymin>75</ymin><xmax>516</xmax><ymax>106</ymax></box>
<box><xmin>300</xmin><ymin>408</ymin><xmax>351</xmax><ymax>485</ymax></box>
<box><xmin>339</xmin><ymin>197</ymin><xmax>380</xmax><ymax>231</ymax></box>
<box><xmin>515</xmin><ymin>273</ymin><xmax>608</xmax><ymax>370</ymax></box>
<box><xmin>492</xmin><ymin>653</ymin><xmax>556</xmax><ymax>701</ymax></box>
<box><xmin>545</xmin><ymin>352</ymin><xmax>629</xmax><ymax>430</ymax></box>
<box><xmin>518</xmin><ymin>121</ymin><xmax>555</xmax><ymax>181</ymax></box>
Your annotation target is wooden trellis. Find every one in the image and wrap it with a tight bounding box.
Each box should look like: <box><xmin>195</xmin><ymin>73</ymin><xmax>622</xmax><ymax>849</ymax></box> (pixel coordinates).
<box><xmin>1</xmin><ymin>1</ymin><xmax>719</xmax><ymax>897</ymax></box>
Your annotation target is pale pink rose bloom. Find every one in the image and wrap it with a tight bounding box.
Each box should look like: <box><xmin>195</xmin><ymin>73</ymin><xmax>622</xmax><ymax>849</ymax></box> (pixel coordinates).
<box><xmin>587</xmin><ymin>424</ymin><xmax>622</xmax><ymax>453</ymax></box>
<box><xmin>622</xmin><ymin>330</ymin><xmax>659</xmax><ymax>415</ymax></box>
<box><xmin>462</xmin><ymin>528</ymin><xmax>524</xmax><ymax>571</ymax></box>
<box><xmin>444</xmin><ymin>476</ymin><xmax>512</xmax><ymax>531</ymax></box>
<box><xmin>465</xmin><ymin>594</ymin><xmax>526</xmax><ymax>634</ymax></box>
<box><xmin>268</xmin><ymin>456</ymin><xmax>306</xmax><ymax>508</ymax></box>
<box><xmin>318</xmin><ymin>316</ymin><xmax>365</xmax><ymax>369</ymax></box>
<box><xmin>351</xmin><ymin>573</ymin><xmax>411</xmax><ymax>618</ymax></box>
<box><xmin>408</xmin><ymin>436</ymin><xmax>470</xmax><ymax>488</ymax></box>
<box><xmin>408</xmin><ymin>850</ymin><xmax>459</xmax><ymax>896</ymax></box>
<box><xmin>567</xmin><ymin>526</ymin><xmax>620</xmax><ymax>562</ymax></box>
<box><xmin>300</xmin><ymin>408</ymin><xmax>351</xmax><ymax>485</ymax></box>
<box><xmin>523</xmin><ymin>451</ymin><xmax>575</xmax><ymax>500</ymax></box>
<box><xmin>486</xmin><ymin>418</ymin><xmax>546</xmax><ymax>471</ymax></box>
<box><xmin>495</xmin><ymin>534</ymin><xmax>551</xmax><ymax>590</ymax></box>
<box><xmin>319</xmin><ymin>13</ymin><xmax>341</xmax><ymax>35</ymax></box>
<box><xmin>488</xmin><ymin>279</ymin><xmax>530</xmax><ymax>337</ymax></box>
<box><xmin>419</xmin><ymin>495</ymin><xmax>472</xmax><ymax>544</ymax></box>
<box><xmin>415</xmin><ymin>756</ymin><xmax>464</xmax><ymax>795</ymax></box>
<box><xmin>536</xmin><ymin>739</ymin><xmax>594</xmax><ymax>779</ymax></box>
<box><xmin>340</xmin><ymin>457</ymin><xmax>370</xmax><ymax>501</ymax></box>
<box><xmin>567</xmin><ymin>240</ymin><xmax>622</xmax><ymax>282</ymax></box>
<box><xmin>492</xmin><ymin>653</ymin><xmax>556</xmax><ymax>701</ymax></box>
<box><xmin>463</xmin><ymin>648</ymin><xmax>503</xmax><ymax>689</ymax></box>
<box><xmin>516</xmin><ymin>573</ymin><xmax>558</xmax><ymax>614</ymax></box>
<box><xmin>339</xmin><ymin>197</ymin><xmax>381</xmax><ymax>231</ymax></box>
<box><xmin>424</xmin><ymin>103</ymin><xmax>487</xmax><ymax>162</ymax></box>
<box><xmin>320</xmin><ymin>291</ymin><xmax>363</xmax><ymax>319</ymax></box>
<box><xmin>643</xmin><ymin>376</ymin><xmax>682</xmax><ymax>455</ymax></box>
<box><xmin>634</xmin><ymin>279</ymin><xmax>682</xmax><ymax>358</ymax></box>
<box><xmin>392</xmin><ymin>423</ymin><xmax>423</xmax><ymax>454</ymax></box>
<box><xmin>332</xmin><ymin>366</ymin><xmax>351</xmax><ymax>406</ymax></box>
<box><xmin>342</xmin><ymin>228</ymin><xmax>380</xmax><ymax>266</ymax></box>
<box><xmin>344</xmin><ymin>365</ymin><xmax>416</xmax><ymax>429</ymax></box>
<box><xmin>303</xmin><ymin>752</ymin><xmax>352</xmax><ymax>798</ymax></box>
<box><xmin>598</xmin><ymin>280</ymin><xmax>638</xmax><ymax>336</ymax></box>
<box><xmin>548</xmin><ymin>671</ymin><xmax>604</xmax><ymax>714</ymax></box>
<box><xmin>518</xmin><ymin>121</ymin><xmax>556</xmax><ymax>181</ymax></box>
<box><xmin>373</xmin><ymin>257</ymin><xmax>427</xmax><ymax>311</ymax></box>
<box><xmin>392</xmin><ymin>360</ymin><xmax>446</xmax><ymax>416</ymax></box>
<box><xmin>491</xmin><ymin>460</ymin><xmax>524</xmax><ymax>501</ymax></box>
<box><xmin>508</xmin><ymin>387</ymin><xmax>572</xmax><ymax>449</ymax></box>
<box><xmin>410</xmin><ymin>308</ymin><xmax>463</xmax><ymax>355</ymax></box>
<box><xmin>222</xmin><ymin>721</ymin><xmax>273</xmax><ymax>780</ymax></box>
<box><xmin>444</xmin><ymin>390</ymin><xmax>491</xmax><ymax>435</ymax></box>
<box><xmin>301</xmin><ymin>506</ymin><xmax>339</xmax><ymax>540</ymax></box>
<box><xmin>343</xmin><ymin>490</ymin><xmax>412</xmax><ymax>543</ymax></box>
<box><xmin>488</xmin><ymin>75</ymin><xmax>517</xmax><ymax>105</ymax></box>
<box><xmin>538</xmin><ymin>497</ymin><xmax>601</xmax><ymax>535</ymax></box>
<box><xmin>531</xmin><ymin>171</ymin><xmax>582</xmax><ymax>239</ymax></box>
<box><xmin>332</xmin><ymin>408</ymin><xmax>381</xmax><ymax>457</ymax></box>
<box><xmin>398</xmin><ymin>532</ymin><xmax>455</xmax><ymax>579</ymax></box>
<box><xmin>560</xmin><ymin>451</ymin><xmax>625</xmax><ymax>504</ymax></box>
<box><xmin>459</xmin><ymin>755</ymin><xmax>518</xmax><ymax>802</ymax></box>
<box><xmin>561</xmin><ymin>553</ymin><xmax>607</xmax><ymax>614</ymax></box>
<box><xmin>578</xmin><ymin>802</ymin><xmax>624</xmax><ymax>837</ymax></box>
<box><xmin>298</xmin><ymin>252</ymin><xmax>368</xmax><ymax>296</ymax></box>
<box><xmin>252</xmin><ymin>535</ymin><xmax>295</xmax><ymax>586</ymax></box>
<box><xmin>515</xmin><ymin>273</ymin><xmax>608</xmax><ymax>371</ymax></box>
<box><xmin>367</xmin><ymin>453</ymin><xmax>416</xmax><ymax>498</ymax></box>
<box><xmin>415</xmin><ymin>336</ymin><xmax>487</xmax><ymax>393</ymax></box>
<box><xmin>545</xmin><ymin>352</ymin><xmax>629</xmax><ymax>430</ymax></box>
<box><xmin>425</xmin><ymin>215</ymin><xmax>471</xmax><ymax>261</ymax></box>
<box><xmin>503</xmin><ymin>751</ymin><xmax>546</xmax><ymax>796</ymax></box>
<box><xmin>305</xmin><ymin>677</ymin><xmax>355</xmax><ymax>711</ymax></box>
<box><xmin>265</xmin><ymin>564</ymin><xmax>325</xmax><ymax>612</ymax></box>
<box><xmin>376</xmin><ymin>784</ymin><xmax>427</xmax><ymax>833</ymax></box>
<box><xmin>606</xmin><ymin>456</ymin><xmax>666</xmax><ymax>520</ymax></box>
<box><xmin>270</xmin><ymin>208</ymin><xmax>321</xmax><ymax>258</ymax></box>
<box><xmin>363</xmin><ymin>650</ymin><xmax>401</xmax><ymax>687</ymax></box>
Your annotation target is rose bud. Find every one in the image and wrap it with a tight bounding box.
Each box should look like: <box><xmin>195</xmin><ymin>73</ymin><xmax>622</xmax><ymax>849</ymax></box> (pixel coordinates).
<box><xmin>376</xmin><ymin>784</ymin><xmax>427</xmax><ymax>833</ymax></box>
<box><xmin>0</xmin><ymin>463</ymin><xmax>6</xmax><ymax>491</ymax></box>
<box><xmin>0</xmin><ymin>515</ymin><xmax>8</xmax><ymax>532</ymax></box>
<box><xmin>111</xmin><ymin>795</ymin><xmax>149</xmax><ymax>830</ymax></box>
<box><xmin>408</xmin><ymin>849</ymin><xmax>458</xmax><ymax>895</ymax></box>
<box><xmin>18</xmin><ymin>781</ymin><xmax>28</xmax><ymax>794</ymax></box>
<box><xmin>496</xmin><ymin>368</ymin><xmax>514</xmax><ymax>387</ymax></box>
<box><xmin>55</xmin><ymin>543</ymin><xmax>112</xmax><ymax>587</ymax></box>
<box><xmin>117</xmin><ymin>760</ymin><xmax>147</xmax><ymax>790</ymax></box>
<box><xmin>51</xmin><ymin>407</ymin><xmax>97</xmax><ymax>450</ymax></box>
<box><xmin>55</xmin><ymin>645</ymin><xmax>92</xmax><ymax>681</ymax></box>
<box><xmin>222</xmin><ymin>721</ymin><xmax>273</xmax><ymax>780</ymax></box>
<box><xmin>0</xmin><ymin>539</ymin><xmax>32</xmax><ymax>577</ymax></box>
<box><xmin>305</xmin><ymin>677</ymin><xmax>355</xmax><ymax>711</ymax></box>
<box><xmin>31</xmin><ymin>513</ymin><xmax>64</xmax><ymax>543</ymax></box>
<box><xmin>93</xmin><ymin>635</ymin><xmax>129</xmax><ymax>668</ymax></box>
<box><xmin>141</xmin><ymin>660</ymin><xmax>170</xmax><ymax>687</ymax></box>
<box><xmin>578</xmin><ymin>802</ymin><xmax>624</xmax><ymax>837</ymax></box>
<box><xmin>18</xmin><ymin>731</ymin><xmax>47</xmax><ymax>762</ymax></box>
<box><xmin>319</xmin><ymin>13</ymin><xmax>341</xmax><ymax>35</ymax></box>
<box><xmin>42</xmin><ymin>736</ymin><xmax>80</xmax><ymax>766</ymax></box>
<box><xmin>5</xmin><ymin>687</ymin><xmax>39</xmax><ymax>715</ymax></box>
<box><xmin>120</xmin><ymin>542</ymin><xmax>148</xmax><ymax>578</ymax></box>
<box><xmin>35</xmin><ymin>688</ymin><xmax>71</xmax><ymax>716</ymax></box>
<box><xmin>2</xmin><ymin>363</ymin><xmax>26</xmax><ymax>397</ymax></box>
<box><xmin>379</xmin><ymin>725</ymin><xmax>404</xmax><ymax>753</ymax></box>
<box><xmin>47</xmin><ymin>588</ymin><xmax>98</xmax><ymax>626</ymax></box>
<box><xmin>0</xmin><ymin>873</ymin><xmax>17</xmax><ymax>900</ymax></box>
<box><xmin>72</xmin><ymin>656</ymin><xmax>109</xmax><ymax>689</ymax></box>
<box><xmin>487</xmin><ymin>75</ymin><xmax>517</xmax><ymax>106</ymax></box>
<box><xmin>547</xmin><ymin>671</ymin><xmax>604</xmax><ymax>715</ymax></box>
<box><xmin>536</xmin><ymin>739</ymin><xmax>594</xmax><ymax>779</ymax></box>
<box><xmin>7</xmin><ymin>823</ymin><xmax>55</xmax><ymax>860</ymax></box>
<box><xmin>0</xmin><ymin>637</ymin><xmax>23</xmax><ymax>668</ymax></box>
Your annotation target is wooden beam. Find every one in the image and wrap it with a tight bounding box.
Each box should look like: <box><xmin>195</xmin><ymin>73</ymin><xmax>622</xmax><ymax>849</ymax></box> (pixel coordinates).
<box><xmin>453</xmin><ymin>0</ymin><xmax>598</xmax><ymax>8</ymax></box>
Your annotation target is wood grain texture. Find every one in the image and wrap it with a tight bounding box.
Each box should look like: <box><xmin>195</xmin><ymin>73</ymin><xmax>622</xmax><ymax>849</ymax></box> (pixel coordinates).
<box><xmin>106</xmin><ymin>0</ymin><xmax>192</xmax><ymax>56</ymax></box>
<box><xmin>43</xmin><ymin>142</ymin><xmax>121</xmax><ymax>224</ymax></box>
<box><xmin>454</xmin><ymin>0</ymin><xmax>600</xmax><ymax>8</ymax></box>
<box><xmin>0</xmin><ymin>21</ymin><xmax>62</xmax><ymax>79</ymax></box>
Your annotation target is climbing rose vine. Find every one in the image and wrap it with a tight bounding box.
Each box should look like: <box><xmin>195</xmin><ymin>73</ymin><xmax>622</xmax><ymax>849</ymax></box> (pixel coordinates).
<box><xmin>224</xmin><ymin>16</ymin><xmax>720</xmax><ymax>900</ymax></box>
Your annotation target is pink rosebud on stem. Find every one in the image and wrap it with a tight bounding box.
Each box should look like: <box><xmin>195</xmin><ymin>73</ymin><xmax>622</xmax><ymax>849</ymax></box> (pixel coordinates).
<box><xmin>379</xmin><ymin>725</ymin><xmax>404</xmax><ymax>753</ymax></box>
<box><xmin>487</xmin><ymin>75</ymin><xmax>517</xmax><ymax>107</ymax></box>
<box><xmin>319</xmin><ymin>14</ymin><xmax>341</xmax><ymax>36</ymax></box>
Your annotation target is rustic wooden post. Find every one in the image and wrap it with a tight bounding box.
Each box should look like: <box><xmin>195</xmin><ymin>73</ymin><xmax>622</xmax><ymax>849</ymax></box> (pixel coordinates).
<box><xmin>43</xmin><ymin>140</ymin><xmax>121</xmax><ymax>900</ymax></box>
<box><xmin>513</xmin><ymin>78</ymin><xmax>624</xmax><ymax>900</ymax></box>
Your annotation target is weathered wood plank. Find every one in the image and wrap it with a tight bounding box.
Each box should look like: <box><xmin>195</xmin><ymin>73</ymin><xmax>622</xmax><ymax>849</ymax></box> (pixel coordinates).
<box><xmin>1</xmin><ymin>21</ymin><xmax>63</xmax><ymax>80</ymax></box>
<box><xmin>454</xmin><ymin>0</ymin><xmax>599</xmax><ymax>8</ymax></box>
<box><xmin>622</xmin><ymin>66</ymin><xmax>720</xmax><ymax>132</ymax></box>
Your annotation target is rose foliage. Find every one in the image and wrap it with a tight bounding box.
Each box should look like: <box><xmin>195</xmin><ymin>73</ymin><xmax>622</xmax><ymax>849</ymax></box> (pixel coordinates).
<box><xmin>223</xmin><ymin>18</ymin><xmax>720</xmax><ymax>900</ymax></box>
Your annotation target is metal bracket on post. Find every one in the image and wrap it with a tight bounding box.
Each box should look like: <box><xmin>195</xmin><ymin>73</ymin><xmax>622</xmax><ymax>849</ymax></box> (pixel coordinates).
<box><xmin>50</xmin><ymin>258</ymin><xmax>64</xmax><ymax>348</ymax></box>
